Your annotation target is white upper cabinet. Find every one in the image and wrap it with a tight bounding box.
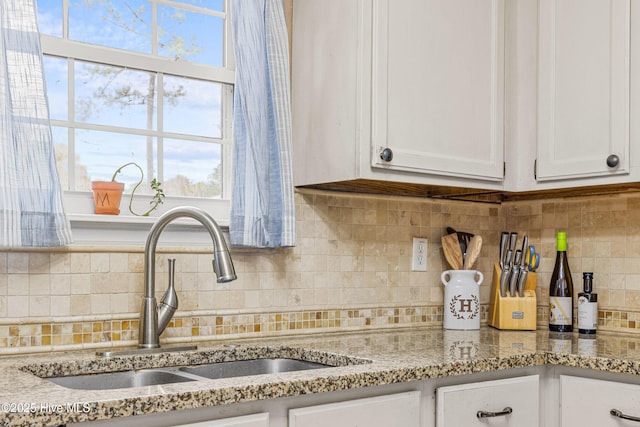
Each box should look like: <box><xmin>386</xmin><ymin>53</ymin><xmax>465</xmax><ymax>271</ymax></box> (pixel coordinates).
<box><xmin>291</xmin><ymin>0</ymin><xmax>507</xmax><ymax>191</ymax></box>
<box><xmin>536</xmin><ymin>0</ymin><xmax>631</xmax><ymax>181</ymax></box>
<box><xmin>292</xmin><ymin>0</ymin><xmax>640</xmax><ymax>194</ymax></box>
<box><xmin>371</xmin><ymin>0</ymin><xmax>505</xmax><ymax>181</ymax></box>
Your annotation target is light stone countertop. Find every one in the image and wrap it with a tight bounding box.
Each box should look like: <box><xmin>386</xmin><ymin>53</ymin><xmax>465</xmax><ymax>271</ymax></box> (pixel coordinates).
<box><xmin>1</xmin><ymin>327</ymin><xmax>640</xmax><ymax>427</ymax></box>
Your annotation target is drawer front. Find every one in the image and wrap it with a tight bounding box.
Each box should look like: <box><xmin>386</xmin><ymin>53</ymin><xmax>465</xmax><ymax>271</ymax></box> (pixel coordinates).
<box><xmin>174</xmin><ymin>413</ymin><xmax>269</xmax><ymax>427</ymax></box>
<box><xmin>436</xmin><ymin>375</ymin><xmax>539</xmax><ymax>427</ymax></box>
<box><xmin>561</xmin><ymin>375</ymin><xmax>640</xmax><ymax>427</ymax></box>
<box><xmin>289</xmin><ymin>391</ymin><xmax>421</xmax><ymax>427</ymax></box>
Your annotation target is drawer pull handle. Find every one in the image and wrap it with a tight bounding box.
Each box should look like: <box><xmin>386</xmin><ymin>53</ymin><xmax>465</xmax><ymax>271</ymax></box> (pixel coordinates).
<box><xmin>611</xmin><ymin>409</ymin><xmax>640</xmax><ymax>422</ymax></box>
<box><xmin>477</xmin><ymin>407</ymin><xmax>513</xmax><ymax>419</ymax></box>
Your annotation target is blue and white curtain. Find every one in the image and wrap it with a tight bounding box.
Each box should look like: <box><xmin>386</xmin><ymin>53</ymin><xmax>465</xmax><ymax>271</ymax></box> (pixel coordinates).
<box><xmin>230</xmin><ymin>0</ymin><xmax>295</xmax><ymax>248</ymax></box>
<box><xmin>0</xmin><ymin>0</ymin><xmax>72</xmax><ymax>247</ymax></box>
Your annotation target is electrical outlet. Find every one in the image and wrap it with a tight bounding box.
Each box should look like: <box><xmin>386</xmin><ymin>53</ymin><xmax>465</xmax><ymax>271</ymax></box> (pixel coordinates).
<box><xmin>411</xmin><ymin>237</ymin><xmax>428</xmax><ymax>271</ymax></box>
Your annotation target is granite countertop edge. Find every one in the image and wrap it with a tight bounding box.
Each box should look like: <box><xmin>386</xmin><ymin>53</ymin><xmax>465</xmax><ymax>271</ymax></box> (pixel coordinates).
<box><xmin>0</xmin><ymin>327</ymin><xmax>637</xmax><ymax>426</ymax></box>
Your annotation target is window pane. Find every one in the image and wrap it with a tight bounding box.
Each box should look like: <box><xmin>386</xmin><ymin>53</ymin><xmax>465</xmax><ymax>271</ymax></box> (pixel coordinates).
<box><xmin>52</xmin><ymin>127</ymin><xmax>69</xmax><ymax>190</ymax></box>
<box><xmin>38</xmin><ymin>0</ymin><xmax>232</xmax><ymax>208</ymax></box>
<box><xmin>75</xmin><ymin>129</ymin><xmax>157</xmax><ymax>193</ymax></box>
<box><xmin>36</xmin><ymin>0</ymin><xmax>62</xmax><ymax>37</ymax></box>
<box><xmin>158</xmin><ymin>5</ymin><xmax>223</xmax><ymax>66</ymax></box>
<box><xmin>163</xmin><ymin>75</ymin><xmax>221</xmax><ymax>137</ymax></box>
<box><xmin>172</xmin><ymin>0</ymin><xmax>224</xmax><ymax>12</ymax></box>
<box><xmin>69</xmin><ymin>0</ymin><xmax>152</xmax><ymax>54</ymax></box>
<box><xmin>163</xmin><ymin>139</ymin><xmax>221</xmax><ymax>197</ymax></box>
<box><xmin>75</xmin><ymin>61</ymin><xmax>157</xmax><ymax>131</ymax></box>
<box><xmin>44</xmin><ymin>56</ymin><xmax>68</xmax><ymax>120</ymax></box>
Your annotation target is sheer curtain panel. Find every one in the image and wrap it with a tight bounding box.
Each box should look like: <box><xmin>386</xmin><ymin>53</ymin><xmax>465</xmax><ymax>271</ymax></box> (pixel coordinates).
<box><xmin>230</xmin><ymin>0</ymin><xmax>295</xmax><ymax>248</ymax></box>
<box><xmin>0</xmin><ymin>0</ymin><xmax>72</xmax><ymax>247</ymax></box>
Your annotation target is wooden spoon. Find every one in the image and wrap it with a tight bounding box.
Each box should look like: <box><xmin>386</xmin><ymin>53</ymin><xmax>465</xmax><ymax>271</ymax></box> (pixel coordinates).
<box><xmin>463</xmin><ymin>235</ymin><xmax>483</xmax><ymax>269</ymax></box>
<box><xmin>442</xmin><ymin>233</ymin><xmax>463</xmax><ymax>270</ymax></box>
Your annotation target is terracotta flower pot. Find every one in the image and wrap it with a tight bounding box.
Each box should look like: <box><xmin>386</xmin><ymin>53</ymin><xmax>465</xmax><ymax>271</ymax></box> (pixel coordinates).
<box><xmin>91</xmin><ymin>181</ymin><xmax>125</xmax><ymax>215</ymax></box>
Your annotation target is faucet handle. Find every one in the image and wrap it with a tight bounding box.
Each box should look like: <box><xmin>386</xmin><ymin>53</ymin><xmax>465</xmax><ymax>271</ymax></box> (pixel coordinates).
<box><xmin>160</xmin><ymin>259</ymin><xmax>178</xmax><ymax>307</ymax></box>
<box><xmin>158</xmin><ymin>258</ymin><xmax>177</xmax><ymax>334</ymax></box>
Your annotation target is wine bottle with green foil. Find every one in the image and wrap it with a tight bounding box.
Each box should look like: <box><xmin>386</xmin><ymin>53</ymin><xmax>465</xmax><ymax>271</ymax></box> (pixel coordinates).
<box><xmin>549</xmin><ymin>232</ymin><xmax>574</xmax><ymax>332</ymax></box>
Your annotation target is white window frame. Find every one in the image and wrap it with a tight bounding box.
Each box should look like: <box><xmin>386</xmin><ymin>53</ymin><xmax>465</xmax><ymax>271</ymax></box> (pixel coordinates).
<box><xmin>40</xmin><ymin>1</ymin><xmax>235</xmax><ymax>247</ymax></box>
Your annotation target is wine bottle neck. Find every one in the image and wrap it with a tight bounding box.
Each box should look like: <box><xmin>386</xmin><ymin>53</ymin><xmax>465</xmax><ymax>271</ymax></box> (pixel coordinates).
<box><xmin>556</xmin><ymin>232</ymin><xmax>568</xmax><ymax>251</ymax></box>
<box><xmin>584</xmin><ymin>282</ymin><xmax>592</xmax><ymax>293</ymax></box>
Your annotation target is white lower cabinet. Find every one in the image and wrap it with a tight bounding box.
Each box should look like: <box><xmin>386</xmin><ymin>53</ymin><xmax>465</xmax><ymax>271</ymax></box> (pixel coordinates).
<box><xmin>174</xmin><ymin>413</ymin><xmax>270</xmax><ymax>427</ymax></box>
<box><xmin>60</xmin><ymin>362</ymin><xmax>640</xmax><ymax>427</ymax></box>
<box><xmin>288</xmin><ymin>391</ymin><xmax>421</xmax><ymax>427</ymax></box>
<box><xmin>560</xmin><ymin>375</ymin><xmax>640</xmax><ymax>427</ymax></box>
<box><xmin>69</xmin><ymin>412</ymin><xmax>270</xmax><ymax>427</ymax></box>
<box><xmin>67</xmin><ymin>370</ymin><xmax>545</xmax><ymax>427</ymax></box>
<box><xmin>436</xmin><ymin>375</ymin><xmax>539</xmax><ymax>427</ymax></box>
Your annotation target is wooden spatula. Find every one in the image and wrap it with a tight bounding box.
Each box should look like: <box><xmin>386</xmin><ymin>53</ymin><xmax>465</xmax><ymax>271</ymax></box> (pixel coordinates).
<box><xmin>442</xmin><ymin>233</ymin><xmax>463</xmax><ymax>270</ymax></box>
<box><xmin>463</xmin><ymin>235</ymin><xmax>483</xmax><ymax>269</ymax></box>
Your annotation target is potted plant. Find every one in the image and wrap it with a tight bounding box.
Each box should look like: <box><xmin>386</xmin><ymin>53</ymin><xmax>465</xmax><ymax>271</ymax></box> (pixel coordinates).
<box><xmin>91</xmin><ymin>162</ymin><xmax>165</xmax><ymax>216</ymax></box>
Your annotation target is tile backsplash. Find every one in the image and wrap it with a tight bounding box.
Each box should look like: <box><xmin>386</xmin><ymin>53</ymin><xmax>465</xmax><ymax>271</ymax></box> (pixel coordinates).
<box><xmin>1</xmin><ymin>188</ymin><xmax>639</xmax><ymax>353</ymax></box>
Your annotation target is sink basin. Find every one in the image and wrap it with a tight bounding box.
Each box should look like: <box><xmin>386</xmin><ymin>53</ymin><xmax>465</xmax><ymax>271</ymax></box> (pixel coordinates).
<box><xmin>44</xmin><ymin>358</ymin><xmax>332</xmax><ymax>390</ymax></box>
<box><xmin>29</xmin><ymin>346</ymin><xmax>371</xmax><ymax>391</ymax></box>
<box><xmin>179</xmin><ymin>358</ymin><xmax>330</xmax><ymax>380</ymax></box>
<box><xmin>47</xmin><ymin>368</ymin><xmax>196</xmax><ymax>390</ymax></box>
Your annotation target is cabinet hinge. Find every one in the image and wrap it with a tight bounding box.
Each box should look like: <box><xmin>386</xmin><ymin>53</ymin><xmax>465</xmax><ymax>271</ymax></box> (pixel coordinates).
<box><xmin>534</xmin><ymin>159</ymin><xmax>537</xmax><ymax>180</ymax></box>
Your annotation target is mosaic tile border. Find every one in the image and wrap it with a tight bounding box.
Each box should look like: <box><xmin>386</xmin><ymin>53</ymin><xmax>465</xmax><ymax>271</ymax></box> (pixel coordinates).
<box><xmin>4</xmin><ymin>304</ymin><xmax>637</xmax><ymax>354</ymax></box>
<box><xmin>0</xmin><ymin>305</ymin><xmax>452</xmax><ymax>353</ymax></box>
<box><xmin>537</xmin><ymin>306</ymin><xmax>634</xmax><ymax>332</ymax></box>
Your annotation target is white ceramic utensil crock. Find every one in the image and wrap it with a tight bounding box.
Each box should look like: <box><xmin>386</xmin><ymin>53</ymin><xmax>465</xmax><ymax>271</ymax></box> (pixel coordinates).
<box><xmin>441</xmin><ymin>270</ymin><xmax>484</xmax><ymax>330</ymax></box>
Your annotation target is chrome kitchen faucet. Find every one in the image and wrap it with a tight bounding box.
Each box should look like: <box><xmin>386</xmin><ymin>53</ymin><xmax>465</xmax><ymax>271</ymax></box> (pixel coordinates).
<box><xmin>139</xmin><ymin>206</ymin><xmax>237</xmax><ymax>349</ymax></box>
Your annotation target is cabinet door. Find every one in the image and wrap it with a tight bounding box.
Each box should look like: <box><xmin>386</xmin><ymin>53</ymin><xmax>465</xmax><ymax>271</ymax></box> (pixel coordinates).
<box><xmin>291</xmin><ymin>0</ymin><xmax>365</xmax><ymax>186</ymax></box>
<box><xmin>174</xmin><ymin>413</ymin><xmax>269</xmax><ymax>427</ymax></box>
<box><xmin>436</xmin><ymin>375</ymin><xmax>538</xmax><ymax>427</ymax></box>
<box><xmin>536</xmin><ymin>0</ymin><xmax>630</xmax><ymax>181</ymax></box>
<box><xmin>560</xmin><ymin>375</ymin><xmax>640</xmax><ymax>427</ymax></box>
<box><xmin>371</xmin><ymin>0</ymin><xmax>505</xmax><ymax>181</ymax></box>
<box><xmin>289</xmin><ymin>391</ymin><xmax>421</xmax><ymax>427</ymax></box>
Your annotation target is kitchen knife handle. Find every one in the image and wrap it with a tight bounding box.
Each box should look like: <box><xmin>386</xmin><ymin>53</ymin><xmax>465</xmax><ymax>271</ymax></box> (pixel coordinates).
<box><xmin>517</xmin><ymin>268</ymin><xmax>528</xmax><ymax>297</ymax></box>
<box><xmin>508</xmin><ymin>266</ymin><xmax>519</xmax><ymax>297</ymax></box>
<box><xmin>508</xmin><ymin>232</ymin><xmax>518</xmax><ymax>253</ymax></box>
<box><xmin>520</xmin><ymin>236</ymin><xmax>528</xmax><ymax>266</ymax></box>
<box><xmin>611</xmin><ymin>409</ymin><xmax>640</xmax><ymax>423</ymax></box>
<box><xmin>477</xmin><ymin>407</ymin><xmax>513</xmax><ymax>419</ymax></box>
<box><xmin>499</xmin><ymin>267</ymin><xmax>510</xmax><ymax>297</ymax></box>
<box><xmin>499</xmin><ymin>232</ymin><xmax>509</xmax><ymax>269</ymax></box>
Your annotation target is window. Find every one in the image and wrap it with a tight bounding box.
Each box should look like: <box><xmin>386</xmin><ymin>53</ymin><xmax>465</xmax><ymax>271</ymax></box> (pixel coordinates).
<box><xmin>36</xmin><ymin>0</ymin><xmax>234</xmax><ymax>240</ymax></box>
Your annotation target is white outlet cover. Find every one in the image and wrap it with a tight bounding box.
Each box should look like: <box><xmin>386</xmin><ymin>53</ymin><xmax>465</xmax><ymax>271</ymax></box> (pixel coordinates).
<box><xmin>412</xmin><ymin>237</ymin><xmax>428</xmax><ymax>271</ymax></box>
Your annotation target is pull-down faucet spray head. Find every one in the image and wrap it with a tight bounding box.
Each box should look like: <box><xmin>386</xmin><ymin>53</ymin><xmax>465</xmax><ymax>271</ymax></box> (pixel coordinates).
<box><xmin>213</xmin><ymin>250</ymin><xmax>236</xmax><ymax>283</ymax></box>
<box><xmin>139</xmin><ymin>206</ymin><xmax>237</xmax><ymax>349</ymax></box>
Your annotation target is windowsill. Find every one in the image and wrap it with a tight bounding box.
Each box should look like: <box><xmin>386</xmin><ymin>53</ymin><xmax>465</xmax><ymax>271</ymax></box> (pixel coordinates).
<box><xmin>64</xmin><ymin>191</ymin><xmax>231</xmax><ymax>250</ymax></box>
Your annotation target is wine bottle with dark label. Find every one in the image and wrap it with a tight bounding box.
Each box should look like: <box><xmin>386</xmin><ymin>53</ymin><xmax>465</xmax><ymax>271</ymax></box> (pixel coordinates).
<box><xmin>578</xmin><ymin>272</ymin><xmax>597</xmax><ymax>334</ymax></box>
<box><xmin>549</xmin><ymin>232</ymin><xmax>573</xmax><ymax>332</ymax></box>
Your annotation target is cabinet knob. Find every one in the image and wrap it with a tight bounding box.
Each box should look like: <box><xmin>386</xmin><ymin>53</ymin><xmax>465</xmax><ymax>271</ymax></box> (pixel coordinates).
<box><xmin>380</xmin><ymin>148</ymin><xmax>393</xmax><ymax>162</ymax></box>
<box><xmin>606</xmin><ymin>154</ymin><xmax>620</xmax><ymax>168</ymax></box>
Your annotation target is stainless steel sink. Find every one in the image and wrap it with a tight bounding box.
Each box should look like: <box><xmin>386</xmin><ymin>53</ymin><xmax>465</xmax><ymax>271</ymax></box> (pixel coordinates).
<box><xmin>44</xmin><ymin>358</ymin><xmax>331</xmax><ymax>390</ymax></box>
<box><xmin>47</xmin><ymin>368</ymin><xmax>197</xmax><ymax>390</ymax></box>
<box><xmin>179</xmin><ymin>358</ymin><xmax>329</xmax><ymax>380</ymax></box>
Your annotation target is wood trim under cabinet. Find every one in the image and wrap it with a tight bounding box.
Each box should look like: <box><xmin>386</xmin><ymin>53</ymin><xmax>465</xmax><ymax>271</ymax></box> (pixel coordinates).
<box><xmin>299</xmin><ymin>180</ymin><xmax>640</xmax><ymax>204</ymax></box>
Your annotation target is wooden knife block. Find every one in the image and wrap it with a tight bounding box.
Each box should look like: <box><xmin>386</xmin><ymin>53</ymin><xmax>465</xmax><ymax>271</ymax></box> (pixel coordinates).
<box><xmin>488</xmin><ymin>262</ymin><xmax>537</xmax><ymax>330</ymax></box>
